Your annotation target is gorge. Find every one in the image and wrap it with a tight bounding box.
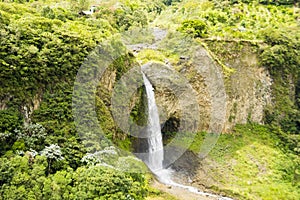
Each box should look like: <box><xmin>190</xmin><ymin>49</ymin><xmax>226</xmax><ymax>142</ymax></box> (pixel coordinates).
<box><xmin>140</xmin><ymin>68</ymin><xmax>234</xmax><ymax>200</ymax></box>
<box><xmin>0</xmin><ymin>1</ymin><xmax>299</xmax><ymax>200</ymax></box>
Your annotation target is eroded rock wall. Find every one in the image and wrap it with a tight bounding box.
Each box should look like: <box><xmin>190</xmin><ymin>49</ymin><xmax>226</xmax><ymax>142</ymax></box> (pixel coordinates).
<box><xmin>142</xmin><ymin>42</ymin><xmax>272</xmax><ymax>133</ymax></box>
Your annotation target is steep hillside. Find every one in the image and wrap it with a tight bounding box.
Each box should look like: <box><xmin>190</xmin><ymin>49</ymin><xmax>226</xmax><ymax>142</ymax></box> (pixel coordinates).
<box><xmin>0</xmin><ymin>0</ymin><xmax>299</xmax><ymax>200</ymax></box>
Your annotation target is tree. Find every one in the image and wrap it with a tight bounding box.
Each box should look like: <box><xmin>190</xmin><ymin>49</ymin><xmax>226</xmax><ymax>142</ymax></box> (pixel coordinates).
<box><xmin>40</xmin><ymin>144</ymin><xmax>64</xmax><ymax>174</ymax></box>
<box><xmin>178</xmin><ymin>19</ymin><xmax>208</xmax><ymax>38</ymax></box>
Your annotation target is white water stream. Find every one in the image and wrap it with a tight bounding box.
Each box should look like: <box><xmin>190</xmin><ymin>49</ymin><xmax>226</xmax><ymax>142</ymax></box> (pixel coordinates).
<box><xmin>142</xmin><ymin>72</ymin><xmax>164</xmax><ymax>172</ymax></box>
<box><xmin>142</xmin><ymin>72</ymin><xmax>233</xmax><ymax>200</ymax></box>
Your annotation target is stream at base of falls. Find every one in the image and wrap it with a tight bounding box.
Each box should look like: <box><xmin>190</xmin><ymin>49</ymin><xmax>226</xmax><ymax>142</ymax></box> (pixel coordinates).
<box><xmin>140</xmin><ymin>71</ymin><xmax>233</xmax><ymax>200</ymax></box>
<box><xmin>154</xmin><ymin>168</ymin><xmax>233</xmax><ymax>200</ymax></box>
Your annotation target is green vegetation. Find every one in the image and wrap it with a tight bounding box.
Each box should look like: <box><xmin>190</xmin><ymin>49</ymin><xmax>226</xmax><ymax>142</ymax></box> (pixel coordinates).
<box><xmin>155</xmin><ymin>0</ymin><xmax>300</xmax><ymax>133</ymax></box>
<box><xmin>260</xmin><ymin>27</ymin><xmax>300</xmax><ymax>134</ymax></box>
<box><xmin>0</xmin><ymin>155</ymin><xmax>148</xmax><ymax>200</ymax></box>
<box><xmin>136</xmin><ymin>49</ymin><xmax>167</xmax><ymax>65</ymax></box>
<box><xmin>0</xmin><ymin>0</ymin><xmax>299</xmax><ymax>200</ymax></box>
<box><xmin>155</xmin><ymin>0</ymin><xmax>299</xmax><ymax>40</ymax></box>
<box><xmin>189</xmin><ymin>124</ymin><xmax>300</xmax><ymax>200</ymax></box>
<box><xmin>178</xmin><ymin>19</ymin><xmax>208</xmax><ymax>38</ymax></box>
<box><xmin>0</xmin><ymin>1</ymin><xmax>159</xmax><ymax>199</ymax></box>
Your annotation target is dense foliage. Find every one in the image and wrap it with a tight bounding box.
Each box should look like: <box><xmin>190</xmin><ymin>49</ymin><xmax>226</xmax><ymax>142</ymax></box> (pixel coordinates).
<box><xmin>0</xmin><ymin>0</ymin><xmax>299</xmax><ymax>199</ymax></box>
<box><xmin>156</xmin><ymin>0</ymin><xmax>300</xmax><ymax>132</ymax></box>
<box><xmin>0</xmin><ymin>155</ymin><xmax>148</xmax><ymax>200</ymax></box>
<box><xmin>0</xmin><ymin>1</ymin><xmax>155</xmax><ymax>199</ymax></box>
<box><xmin>261</xmin><ymin>28</ymin><xmax>300</xmax><ymax>134</ymax></box>
<box><xmin>178</xmin><ymin>19</ymin><xmax>208</xmax><ymax>38</ymax></box>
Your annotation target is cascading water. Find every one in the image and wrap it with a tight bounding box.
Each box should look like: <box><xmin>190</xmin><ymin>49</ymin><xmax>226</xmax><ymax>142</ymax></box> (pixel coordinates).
<box><xmin>141</xmin><ymin>71</ymin><xmax>233</xmax><ymax>200</ymax></box>
<box><xmin>142</xmin><ymin>72</ymin><xmax>164</xmax><ymax>172</ymax></box>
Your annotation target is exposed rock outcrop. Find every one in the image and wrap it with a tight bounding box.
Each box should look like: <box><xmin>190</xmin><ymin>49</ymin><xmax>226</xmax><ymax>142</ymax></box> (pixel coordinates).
<box><xmin>140</xmin><ymin>42</ymin><xmax>272</xmax><ymax>133</ymax></box>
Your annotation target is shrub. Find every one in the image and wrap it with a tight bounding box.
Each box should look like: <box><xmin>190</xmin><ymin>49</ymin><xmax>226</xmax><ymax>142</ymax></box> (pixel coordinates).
<box><xmin>260</xmin><ymin>28</ymin><xmax>300</xmax><ymax>134</ymax></box>
<box><xmin>178</xmin><ymin>19</ymin><xmax>208</xmax><ymax>38</ymax></box>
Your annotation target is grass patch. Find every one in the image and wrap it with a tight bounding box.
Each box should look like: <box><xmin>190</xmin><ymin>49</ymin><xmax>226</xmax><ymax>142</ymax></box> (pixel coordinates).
<box><xmin>188</xmin><ymin>124</ymin><xmax>300</xmax><ymax>200</ymax></box>
<box><xmin>147</xmin><ymin>189</ymin><xmax>179</xmax><ymax>200</ymax></box>
<box><xmin>136</xmin><ymin>49</ymin><xmax>167</xmax><ymax>65</ymax></box>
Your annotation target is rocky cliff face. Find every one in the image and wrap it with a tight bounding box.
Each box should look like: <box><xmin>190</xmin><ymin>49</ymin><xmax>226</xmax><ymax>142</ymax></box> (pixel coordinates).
<box><xmin>211</xmin><ymin>42</ymin><xmax>272</xmax><ymax>132</ymax></box>
<box><xmin>1</xmin><ymin>31</ymin><xmax>272</xmax><ymax>134</ymax></box>
<box><xmin>223</xmin><ymin>51</ymin><xmax>272</xmax><ymax>132</ymax></box>
<box><xmin>97</xmin><ymin>41</ymin><xmax>272</xmax><ymax>134</ymax></box>
<box><xmin>140</xmin><ymin>42</ymin><xmax>272</xmax><ymax>133</ymax></box>
<box><xmin>0</xmin><ymin>92</ymin><xmax>43</xmax><ymax>124</ymax></box>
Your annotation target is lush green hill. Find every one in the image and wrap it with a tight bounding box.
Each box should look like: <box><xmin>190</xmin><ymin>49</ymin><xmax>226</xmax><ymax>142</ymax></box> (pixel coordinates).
<box><xmin>0</xmin><ymin>1</ymin><xmax>161</xmax><ymax>199</ymax></box>
<box><xmin>0</xmin><ymin>0</ymin><xmax>299</xmax><ymax>199</ymax></box>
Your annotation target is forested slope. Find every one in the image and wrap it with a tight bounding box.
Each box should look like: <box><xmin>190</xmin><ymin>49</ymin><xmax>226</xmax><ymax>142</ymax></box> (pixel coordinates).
<box><xmin>0</xmin><ymin>0</ymin><xmax>299</xmax><ymax>199</ymax></box>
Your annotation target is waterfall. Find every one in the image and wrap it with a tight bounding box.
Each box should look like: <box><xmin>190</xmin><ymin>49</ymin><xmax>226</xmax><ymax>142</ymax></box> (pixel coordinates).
<box><xmin>142</xmin><ymin>72</ymin><xmax>164</xmax><ymax>172</ymax></box>
<box><xmin>140</xmin><ymin>72</ymin><xmax>233</xmax><ymax>200</ymax></box>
